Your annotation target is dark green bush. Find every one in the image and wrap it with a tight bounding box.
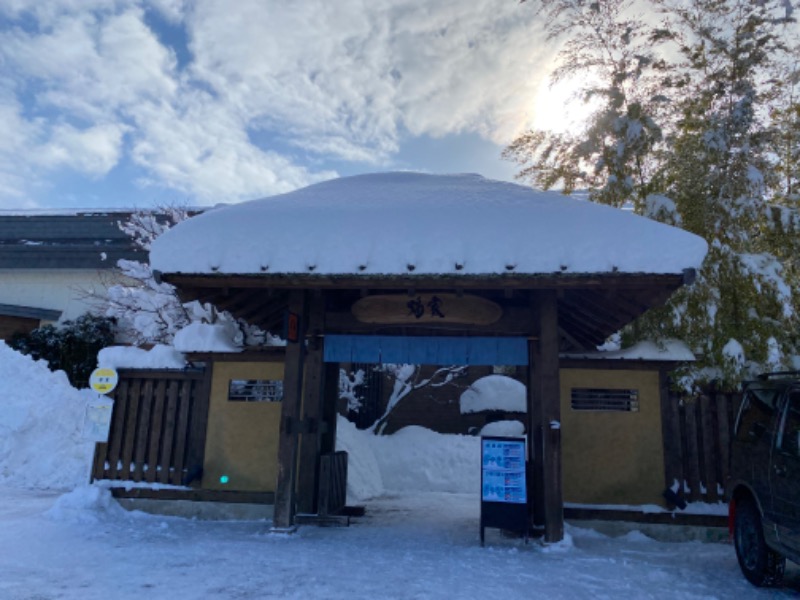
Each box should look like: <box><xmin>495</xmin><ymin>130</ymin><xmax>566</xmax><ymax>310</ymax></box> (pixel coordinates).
<box><xmin>9</xmin><ymin>314</ymin><xmax>116</xmax><ymax>388</ymax></box>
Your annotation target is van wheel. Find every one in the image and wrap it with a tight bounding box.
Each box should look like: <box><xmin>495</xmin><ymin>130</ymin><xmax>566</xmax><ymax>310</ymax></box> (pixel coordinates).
<box><xmin>734</xmin><ymin>497</ymin><xmax>785</xmax><ymax>587</ymax></box>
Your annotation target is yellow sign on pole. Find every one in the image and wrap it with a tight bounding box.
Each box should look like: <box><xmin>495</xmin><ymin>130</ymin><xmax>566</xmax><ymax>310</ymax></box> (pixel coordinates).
<box><xmin>89</xmin><ymin>368</ymin><xmax>119</xmax><ymax>394</ymax></box>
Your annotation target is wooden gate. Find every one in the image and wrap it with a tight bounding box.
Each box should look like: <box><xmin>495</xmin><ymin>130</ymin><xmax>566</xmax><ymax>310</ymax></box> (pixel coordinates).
<box><xmin>91</xmin><ymin>368</ymin><xmax>211</xmax><ymax>486</ymax></box>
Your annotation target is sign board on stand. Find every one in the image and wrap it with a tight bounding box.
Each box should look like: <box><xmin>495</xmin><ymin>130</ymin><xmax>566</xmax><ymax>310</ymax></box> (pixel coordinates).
<box><xmin>480</xmin><ymin>436</ymin><xmax>528</xmax><ymax>545</ymax></box>
<box><xmin>85</xmin><ymin>367</ymin><xmax>118</xmax><ymax>441</ymax></box>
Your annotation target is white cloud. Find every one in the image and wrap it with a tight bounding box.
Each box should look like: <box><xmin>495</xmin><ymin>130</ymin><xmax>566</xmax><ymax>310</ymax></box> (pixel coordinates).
<box><xmin>0</xmin><ymin>98</ymin><xmax>43</xmax><ymax>205</ymax></box>
<box><xmin>128</xmin><ymin>93</ymin><xmax>336</xmax><ymax>202</ymax></box>
<box><xmin>36</xmin><ymin>122</ymin><xmax>127</xmax><ymax>175</ymax></box>
<box><xmin>0</xmin><ymin>0</ymin><xmax>555</xmax><ymax>206</ymax></box>
<box><xmin>145</xmin><ymin>0</ymin><xmax>186</xmax><ymax>24</ymax></box>
<box><xmin>187</xmin><ymin>0</ymin><xmax>552</xmax><ymax>159</ymax></box>
<box><xmin>1</xmin><ymin>8</ymin><xmax>178</xmax><ymax>119</ymax></box>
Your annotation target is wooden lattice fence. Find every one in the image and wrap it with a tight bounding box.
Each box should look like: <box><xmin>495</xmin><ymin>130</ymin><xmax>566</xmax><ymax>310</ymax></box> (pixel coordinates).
<box><xmin>91</xmin><ymin>368</ymin><xmax>211</xmax><ymax>486</ymax></box>
<box><xmin>661</xmin><ymin>388</ymin><xmax>741</xmax><ymax>504</ymax></box>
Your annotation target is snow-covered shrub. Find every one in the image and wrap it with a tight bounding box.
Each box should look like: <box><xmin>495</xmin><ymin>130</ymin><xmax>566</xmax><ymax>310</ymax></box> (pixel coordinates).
<box><xmin>9</xmin><ymin>313</ymin><xmax>116</xmax><ymax>388</ymax></box>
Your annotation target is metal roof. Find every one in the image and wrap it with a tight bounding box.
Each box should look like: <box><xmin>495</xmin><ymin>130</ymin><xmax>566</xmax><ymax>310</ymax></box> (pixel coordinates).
<box><xmin>0</xmin><ymin>212</ymin><xmax>143</xmax><ymax>269</ymax></box>
<box><xmin>0</xmin><ymin>302</ymin><xmax>62</xmax><ymax>321</ymax></box>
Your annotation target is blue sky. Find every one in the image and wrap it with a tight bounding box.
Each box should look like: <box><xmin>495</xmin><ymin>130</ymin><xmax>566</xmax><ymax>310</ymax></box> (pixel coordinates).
<box><xmin>0</xmin><ymin>1</ymin><xmax>557</xmax><ymax>210</ymax></box>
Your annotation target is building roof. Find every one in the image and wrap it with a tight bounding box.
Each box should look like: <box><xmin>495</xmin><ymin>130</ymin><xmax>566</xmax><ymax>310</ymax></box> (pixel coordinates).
<box><xmin>150</xmin><ymin>172</ymin><xmax>708</xmax><ymax>351</ymax></box>
<box><xmin>150</xmin><ymin>172</ymin><xmax>707</xmax><ymax>278</ymax></box>
<box><xmin>0</xmin><ymin>303</ymin><xmax>62</xmax><ymax>321</ymax></box>
<box><xmin>0</xmin><ymin>211</ymin><xmax>143</xmax><ymax>269</ymax></box>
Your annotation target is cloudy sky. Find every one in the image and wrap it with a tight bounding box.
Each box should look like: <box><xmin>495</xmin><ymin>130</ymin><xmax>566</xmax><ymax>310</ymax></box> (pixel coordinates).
<box><xmin>0</xmin><ymin>0</ymin><xmax>561</xmax><ymax>209</ymax></box>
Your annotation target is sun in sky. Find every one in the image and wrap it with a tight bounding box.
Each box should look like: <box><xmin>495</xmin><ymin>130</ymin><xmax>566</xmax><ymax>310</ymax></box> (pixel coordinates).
<box><xmin>530</xmin><ymin>74</ymin><xmax>599</xmax><ymax>137</ymax></box>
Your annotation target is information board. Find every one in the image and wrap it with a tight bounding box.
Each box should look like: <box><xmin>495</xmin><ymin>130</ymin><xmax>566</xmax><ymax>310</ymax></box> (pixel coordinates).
<box><xmin>480</xmin><ymin>436</ymin><xmax>529</xmax><ymax>545</ymax></box>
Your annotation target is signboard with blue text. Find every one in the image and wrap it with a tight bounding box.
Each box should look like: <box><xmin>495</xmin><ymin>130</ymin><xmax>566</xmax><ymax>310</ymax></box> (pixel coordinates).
<box><xmin>480</xmin><ymin>436</ymin><xmax>529</xmax><ymax>545</ymax></box>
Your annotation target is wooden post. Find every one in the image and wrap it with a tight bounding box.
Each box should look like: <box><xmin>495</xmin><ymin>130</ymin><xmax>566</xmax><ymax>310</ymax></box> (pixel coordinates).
<box><xmin>272</xmin><ymin>290</ymin><xmax>308</xmax><ymax>530</ymax></box>
<box><xmin>529</xmin><ymin>290</ymin><xmax>563</xmax><ymax>543</ymax></box>
<box><xmin>296</xmin><ymin>293</ymin><xmax>326</xmax><ymax>515</ymax></box>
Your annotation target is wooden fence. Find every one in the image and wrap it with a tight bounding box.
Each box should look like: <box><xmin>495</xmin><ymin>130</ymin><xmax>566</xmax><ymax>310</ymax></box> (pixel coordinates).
<box><xmin>91</xmin><ymin>366</ymin><xmax>739</xmax><ymax>510</ymax></box>
<box><xmin>661</xmin><ymin>389</ymin><xmax>741</xmax><ymax>504</ymax></box>
<box><xmin>91</xmin><ymin>368</ymin><xmax>211</xmax><ymax>486</ymax></box>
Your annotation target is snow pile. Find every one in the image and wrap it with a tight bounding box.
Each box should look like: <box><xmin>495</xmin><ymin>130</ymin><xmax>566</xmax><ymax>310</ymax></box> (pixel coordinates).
<box><xmin>459</xmin><ymin>375</ymin><xmax>526</xmax><ymax>414</ymax></box>
<box><xmin>337</xmin><ymin>416</ymin><xmax>480</xmax><ymax>503</ymax></box>
<box><xmin>97</xmin><ymin>344</ymin><xmax>186</xmax><ymax>369</ymax></box>
<box><xmin>480</xmin><ymin>420</ymin><xmax>526</xmax><ymax>437</ymax></box>
<box><xmin>334</xmin><ymin>418</ymin><xmax>384</xmax><ymax>502</ymax></box>
<box><xmin>45</xmin><ymin>484</ymin><xmax>128</xmax><ymax>524</ymax></box>
<box><xmin>0</xmin><ymin>341</ymin><xmax>96</xmax><ymax>490</ymax></box>
<box><xmin>151</xmin><ymin>172</ymin><xmax>708</xmax><ymax>277</ymax></box>
<box><xmin>173</xmin><ymin>322</ymin><xmax>243</xmax><ymax>352</ymax></box>
<box><xmin>370</xmin><ymin>426</ymin><xmax>480</xmax><ymax>494</ymax></box>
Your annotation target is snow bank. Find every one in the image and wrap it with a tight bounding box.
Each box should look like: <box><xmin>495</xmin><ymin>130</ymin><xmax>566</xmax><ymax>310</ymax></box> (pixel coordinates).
<box><xmin>371</xmin><ymin>426</ymin><xmax>480</xmax><ymax>494</ymax></box>
<box><xmin>337</xmin><ymin>416</ymin><xmax>480</xmax><ymax>503</ymax></box>
<box><xmin>45</xmin><ymin>484</ymin><xmax>128</xmax><ymax>524</ymax></box>
<box><xmin>460</xmin><ymin>375</ymin><xmax>526</xmax><ymax>414</ymax></box>
<box><xmin>0</xmin><ymin>342</ymin><xmax>96</xmax><ymax>490</ymax></box>
<box><xmin>334</xmin><ymin>417</ymin><xmax>384</xmax><ymax>502</ymax></box>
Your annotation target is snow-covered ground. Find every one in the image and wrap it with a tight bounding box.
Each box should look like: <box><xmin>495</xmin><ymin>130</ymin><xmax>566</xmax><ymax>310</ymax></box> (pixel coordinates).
<box><xmin>1</xmin><ymin>486</ymin><xmax>798</xmax><ymax>599</ymax></box>
<box><xmin>2</xmin><ymin>341</ymin><xmax>800</xmax><ymax>598</ymax></box>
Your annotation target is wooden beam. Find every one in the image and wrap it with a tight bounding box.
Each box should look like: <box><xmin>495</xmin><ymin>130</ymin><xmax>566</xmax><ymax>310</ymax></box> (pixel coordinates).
<box><xmin>162</xmin><ymin>272</ymin><xmax>686</xmax><ymax>292</ymax></box>
<box><xmin>296</xmin><ymin>293</ymin><xmax>326</xmax><ymax>514</ymax></box>
<box><xmin>272</xmin><ymin>290</ymin><xmax>308</xmax><ymax>530</ymax></box>
<box><xmin>555</xmin><ymin>310</ymin><xmax>606</xmax><ymax>349</ymax></box>
<box><xmin>325</xmin><ymin>305</ymin><xmax>533</xmax><ymax>335</ymax></box>
<box><xmin>559</xmin><ymin>295</ymin><xmax>622</xmax><ymax>335</ymax></box>
<box><xmin>557</xmin><ymin>326</ymin><xmax>583</xmax><ymax>352</ymax></box>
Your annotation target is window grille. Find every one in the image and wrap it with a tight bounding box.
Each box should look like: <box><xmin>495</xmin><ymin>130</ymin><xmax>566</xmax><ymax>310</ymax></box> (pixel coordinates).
<box><xmin>570</xmin><ymin>388</ymin><xmax>639</xmax><ymax>412</ymax></box>
<box><xmin>228</xmin><ymin>379</ymin><xmax>283</xmax><ymax>402</ymax></box>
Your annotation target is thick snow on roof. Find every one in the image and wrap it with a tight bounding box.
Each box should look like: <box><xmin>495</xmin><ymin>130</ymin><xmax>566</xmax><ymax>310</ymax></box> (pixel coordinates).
<box><xmin>562</xmin><ymin>339</ymin><xmax>696</xmax><ymax>362</ymax></box>
<box><xmin>459</xmin><ymin>374</ymin><xmax>527</xmax><ymax>414</ymax></box>
<box><xmin>150</xmin><ymin>172</ymin><xmax>707</xmax><ymax>277</ymax></box>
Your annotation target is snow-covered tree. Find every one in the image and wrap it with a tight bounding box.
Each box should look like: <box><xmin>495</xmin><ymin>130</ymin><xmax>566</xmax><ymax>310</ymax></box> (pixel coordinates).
<box><xmin>339</xmin><ymin>368</ymin><xmax>366</xmax><ymax>413</ymax></box>
<box><xmin>504</xmin><ymin>0</ymin><xmax>665</xmax><ymax>209</ymax></box>
<box><xmin>507</xmin><ymin>0</ymin><xmax>800</xmax><ymax>389</ymax></box>
<box><xmin>101</xmin><ymin>207</ymin><xmax>275</xmax><ymax>348</ymax></box>
<box><xmin>103</xmin><ymin>207</ymin><xmax>192</xmax><ymax>344</ymax></box>
<box><xmin>371</xmin><ymin>364</ymin><xmax>468</xmax><ymax>434</ymax></box>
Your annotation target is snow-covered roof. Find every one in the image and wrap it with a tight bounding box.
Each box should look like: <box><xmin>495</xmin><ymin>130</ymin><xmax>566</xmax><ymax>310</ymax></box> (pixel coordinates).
<box><xmin>562</xmin><ymin>340</ymin><xmax>696</xmax><ymax>363</ymax></box>
<box><xmin>0</xmin><ymin>212</ymin><xmax>142</xmax><ymax>269</ymax></box>
<box><xmin>150</xmin><ymin>172</ymin><xmax>707</xmax><ymax>278</ymax></box>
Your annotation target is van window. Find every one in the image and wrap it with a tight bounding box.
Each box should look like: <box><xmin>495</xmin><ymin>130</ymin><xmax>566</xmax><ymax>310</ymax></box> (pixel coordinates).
<box><xmin>777</xmin><ymin>391</ymin><xmax>800</xmax><ymax>457</ymax></box>
<box><xmin>734</xmin><ymin>387</ymin><xmax>780</xmax><ymax>443</ymax></box>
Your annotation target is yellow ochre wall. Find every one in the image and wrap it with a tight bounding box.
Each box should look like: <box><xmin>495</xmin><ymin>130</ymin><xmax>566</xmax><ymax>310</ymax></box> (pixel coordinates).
<box><xmin>560</xmin><ymin>368</ymin><xmax>665</xmax><ymax>506</ymax></box>
<box><xmin>202</xmin><ymin>361</ymin><xmax>283</xmax><ymax>492</ymax></box>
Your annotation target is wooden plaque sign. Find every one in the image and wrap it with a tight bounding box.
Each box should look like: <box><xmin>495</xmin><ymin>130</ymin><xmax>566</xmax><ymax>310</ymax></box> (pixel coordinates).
<box><xmin>352</xmin><ymin>293</ymin><xmax>502</xmax><ymax>326</ymax></box>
